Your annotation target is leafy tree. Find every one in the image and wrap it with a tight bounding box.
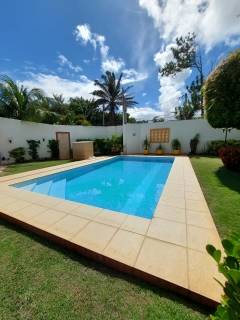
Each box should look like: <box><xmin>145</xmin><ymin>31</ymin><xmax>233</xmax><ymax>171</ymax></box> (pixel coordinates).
<box><xmin>160</xmin><ymin>33</ymin><xmax>204</xmax><ymax>116</ymax></box>
<box><xmin>175</xmin><ymin>94</ymin><xmax>195</xmax><ymax>120</ymax></box>
<box><xmin>204</xmin><ymin>49</ymin><xmax>240</xmax><ymax>142</ymax></box>
<box><xmin>0</xmin><ymin>75</ymin><xmax>44</xmax><ymax>120</ymax></box>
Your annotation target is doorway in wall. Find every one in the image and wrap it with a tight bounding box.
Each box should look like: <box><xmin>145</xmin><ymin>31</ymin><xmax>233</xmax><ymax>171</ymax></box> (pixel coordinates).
<box><xmin>56</xmin><ymin>132</ymin><xmax>71</xmax><ymax>160</ymax></box>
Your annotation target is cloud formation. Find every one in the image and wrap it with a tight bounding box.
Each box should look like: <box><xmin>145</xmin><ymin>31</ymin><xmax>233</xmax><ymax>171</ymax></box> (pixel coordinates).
<box><xmin>58</xmin><ymin>54</ymin><xmax>82</xmax><ymax>73</ymax></box>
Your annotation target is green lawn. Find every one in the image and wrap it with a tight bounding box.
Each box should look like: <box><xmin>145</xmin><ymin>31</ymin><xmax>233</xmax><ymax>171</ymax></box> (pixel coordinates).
<box><xmin>190</xmin><ymin>156</ymin><xmax>240</xmax><ymax>238</ymax></box>
<box><xmin>0</xmin><ymin>160</ymin><xmax>71</xmax><ymax>177</ymax></box>
<box><xmin>2</xmin><ymin>157</ymin><xmax>239</xmax><ymax>319</ymax></box>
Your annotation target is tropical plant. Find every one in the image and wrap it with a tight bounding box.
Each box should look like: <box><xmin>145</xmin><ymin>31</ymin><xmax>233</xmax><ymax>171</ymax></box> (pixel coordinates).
<box><xmin>92</xmin><ymin>71</ymin><xmax>137</xmax><ymax>125</ymax></box>
<box><xmin>204</xmin><ymin>49</ymin><xmax>240</xmax><ymax>142</ymax></box>
<box><xmin>143</xmin><ymin>136</ymin><xmax>150</xmax><ymax>150</ymax></box>
<box><xmin>190</xmin><ymin>134</ymin><xmax>200</xmax><ymax>154</ymax></box>
<box><xmin>206</xmin><ymin>235</ymin><xmax>240</xmax><ymax>319</ymax></box>
<box><xmin>47</xmin><ymin>140</ymin><xmax>59</xmax><ymax>159</ymax></box>
<box><xmin>27</xmin><ymin>139</ymin><xmax>40</xmax><ymax>160</ymax></box>
<box><xmin>9</xmin><ymin>147</ymin><xmax>25</xmax><ymax>163</ymax></box>
<box><xmin>172</xmin><ymin>139</ymin><xmax>181</xmax><ymax>150</ymax></box>
<box><xmin>0</xmin><ymin>75</ymin><xmax>44</xmax><ymax>121</ymax></box>
<box><xmin>160</xmin><ymin>33</ymin><xmax>204</xmax><ymax>116</ymax></box>
<box><xmin>206</xmin><ymin>140</ymin><xmax>240</xmax><ymax>156</ymax></box>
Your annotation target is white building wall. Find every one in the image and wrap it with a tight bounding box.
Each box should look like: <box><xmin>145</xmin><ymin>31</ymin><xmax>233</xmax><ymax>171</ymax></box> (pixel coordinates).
<box><xmin>0</xmin><ymin>117</ymin><xmax>122</xmax><ymax>162</ymax></box>
<box><xmin>124</xmin><ymin>119</ymin><xmax>240</xmax><ymax>154</ymax></box>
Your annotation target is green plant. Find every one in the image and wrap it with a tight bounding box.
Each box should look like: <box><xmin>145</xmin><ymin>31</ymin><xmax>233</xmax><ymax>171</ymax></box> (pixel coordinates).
<box><xmin>190</xmin><ymin>134</ymin><xmax>200</xmax><ymax>154</ymax></box>
<box><xmin>219</xmin><ymin>147</ymin><xmax>240</xmax><ymax>172</ymax></box>
<box><xmin>206</xmin><ymin>235</ymin><xmax>240</xmax><ymax>319</ymax></box>
<box><xmin>47</xmin><ymin>140</ymin><xmax>59</xmax><ymax>159</ymax></box>
<box><xmin>143</xmin><ymin>136</ymin><xmax>150</xmax><ymax>150</ymax></box>
<box><xmin>157</xmin><ymin>144</ymin><xmax>163</xmax><ymax>151</ymax></box>
<box><xmin>9</xmin><ymin>147</ymin><xmax>25</xmax><ymax>163</ymax></box>
<box><xmin>204</xmin><ymin>49</ymin><xmax>240</xmax><ymax>142</ymax></box>
<box><xmin>206</xmin><ymin>140</ymin><xmax>240</xmax><ymax>155</ymax></box>
<box><xmin>172</xmin><ymin>139</ymin><xmax>181</xmax><ymax>150</ymax></box>
<box><xmin>27</xmin><ymin>139</ymin><xmax>40</xmax><ymax>160</ymax></box>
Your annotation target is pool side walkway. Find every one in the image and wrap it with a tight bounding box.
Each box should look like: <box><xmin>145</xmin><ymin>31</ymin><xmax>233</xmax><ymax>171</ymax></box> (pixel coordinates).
<box><xmin>0</xmin><ymin>156</ymin><xmax>224</xmax><ymax>307</ymax></box>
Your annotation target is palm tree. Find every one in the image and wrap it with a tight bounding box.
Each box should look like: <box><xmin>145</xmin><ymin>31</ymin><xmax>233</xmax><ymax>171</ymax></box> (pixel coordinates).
<box><xmin>120</xmin><ymin>87</ymin><xmax>137</xmax><ymax>124</ymax></box>
<box><xmin>92</xmin><ymin>71</ymin><xmax>137</xmax><ymax>125</ymax></box>
<box><xmin>0</xmin><ymin>75</ymin><xmax>44</xmax><ymax>121</ymax></box>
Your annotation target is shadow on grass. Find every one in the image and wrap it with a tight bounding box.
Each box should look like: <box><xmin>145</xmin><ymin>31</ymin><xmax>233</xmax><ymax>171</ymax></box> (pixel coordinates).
<box><xmin>215</xmin><ymin>166</ymin><xmax>240</xmax><ymax>193</ymax></box>
<box><xmin>0</xmin><ymin>219</ymin><xmax>209</xmax><ymax>316</ymax></box>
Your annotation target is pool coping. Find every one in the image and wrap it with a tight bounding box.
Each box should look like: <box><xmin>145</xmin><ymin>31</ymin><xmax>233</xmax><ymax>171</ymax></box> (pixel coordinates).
<box><xmin>0</xmin><ymin>156</ymin><xmax>224</xmax><ymax>307</ymax></box>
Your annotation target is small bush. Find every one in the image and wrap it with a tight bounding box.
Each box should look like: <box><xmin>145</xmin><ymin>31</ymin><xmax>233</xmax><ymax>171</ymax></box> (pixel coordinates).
<box><xmin>171</xmin><ymin>139</ymin><xmax>181</xmax><ymax>150</ymax></box>
<box><xmin>190</xmin><ymin>134</ymin><xmax>200</xmax><ymax>154</ymax></box>
<box><xmin>47</xmin><ymin>140</ymin><xmax>59</xmax><ymax>159</ymax></box>
<box><xmin>9</xmin><ymin>147</ymin><xmax>25</xmax><ymax>163</ymax></box>
<box><xmin>94</xmin><ymin>135</ymin><xmax>123</xmax><ymax>155</ymax></box>
<box><xmin>206</xmin><ymin>140</ymin><xmax>240</xmax><ymax>155</ymax></box>
<box><xmin>206</xmin><ymin>234</ymin><xmax>240</xmax><ymax>320</ymax></box>
<box><xmin>218</xmin><ymin>146</ymin><xmax>240</xmax><ymax>171</ymax></box>
<box><xmin>27</xmin><ymin>139</ymin><xmax>40</xmax><ymax>160</ymax></box>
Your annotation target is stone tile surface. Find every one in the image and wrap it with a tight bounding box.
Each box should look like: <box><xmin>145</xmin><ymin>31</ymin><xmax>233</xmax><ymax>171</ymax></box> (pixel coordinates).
<box><xmin>121</xmin><ymin>215</ymin><xmax>150</xmax><ymax>235</ymax></box>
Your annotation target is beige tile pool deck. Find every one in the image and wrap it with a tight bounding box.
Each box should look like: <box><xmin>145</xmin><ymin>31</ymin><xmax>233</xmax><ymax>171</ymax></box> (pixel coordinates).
<box><xmin>0</xmin><ymin>156</ymin><xmax>224</xmax><ymax>307</ymax></box>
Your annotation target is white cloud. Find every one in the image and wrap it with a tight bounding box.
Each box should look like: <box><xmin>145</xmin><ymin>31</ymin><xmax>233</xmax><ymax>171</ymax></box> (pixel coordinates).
<box><xmin>58</xmin><ymin>54</ymin><xmax>82</xmax><ymax>72</ymax></box>
<box><xmin>122</xmin><ymin>68</ymin><xmax>148</xmax><ymax>84</ymax></box>
<box><xmin>139</xmin><ymin>0</ymin><xmax>240</xmax><ymax>50</ymax></box>
<box><xmin>102</xmin><ymin>58</ymin><xmax>125</xmax><ymax>73</ymax></box>
<box><xmin>139</xmin><ymin>0</ymin><xmax>240</xmax><ymax>116</ymax></box>
<box><xmin>128</xmin><ymin>106</ymin><xmax>164</xmax><ymax>121</ymax></box>
<box><xmin>21</xmin><ymin>73</ymin><xmax>95</xmax><ymax>100</ymax></box>
<box><xmin>142</xmin><ymin>92</ymin><xmax>147</xmax><ymax>97</ymax></box>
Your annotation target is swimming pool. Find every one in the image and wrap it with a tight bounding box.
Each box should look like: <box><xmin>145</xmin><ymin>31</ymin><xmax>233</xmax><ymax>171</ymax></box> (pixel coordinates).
<box><xmin>13</xmin><ymin>156</ymin><xmax>174</xmax><ymax>219</ymax></box>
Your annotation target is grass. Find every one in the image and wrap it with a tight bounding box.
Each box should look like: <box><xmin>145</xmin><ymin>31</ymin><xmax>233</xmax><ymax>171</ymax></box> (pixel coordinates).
<box><xmin>0</xmin><ymin>160</ymin><xmax>71</xmax><ymax>177</ymax></box>
<box><xmin>0</xmin><ymin>160</ymin><xmax>208</xmax><ymax>319</ymax></box>
<box><xmin>190</xmin><ymin>156</ymin><xmax>240</xmax><ymax>238</ymax></box>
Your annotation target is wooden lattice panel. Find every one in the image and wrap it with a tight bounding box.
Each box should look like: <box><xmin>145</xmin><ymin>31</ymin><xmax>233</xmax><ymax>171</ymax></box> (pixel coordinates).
<box><xmin>150</xmin><ymin>128</ymin><xmax>170</xmax><ymax>143</ymax></box>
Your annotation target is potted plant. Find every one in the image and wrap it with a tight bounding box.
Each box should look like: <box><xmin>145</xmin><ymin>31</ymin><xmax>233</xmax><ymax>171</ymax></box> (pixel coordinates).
<box><xmin>172</xmin><ymin>139</ymin><xmax>181</xmax><ymax>155</ymax></box>
<box><xmin>156</xmin><ymin>144</ymin><xmax>164</xmax><ymax>155</ymax></box>
<box><xmin>143</xmin><ymin>136</ymin><xmax>150</xmax><ymax>155</ymax></box>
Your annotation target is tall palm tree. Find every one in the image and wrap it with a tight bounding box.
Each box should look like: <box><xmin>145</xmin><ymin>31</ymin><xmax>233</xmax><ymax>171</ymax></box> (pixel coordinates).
<box><xmin>92</xmin><ymin>71</ymin><xmax>137</xmax><ymax>125</ymax></box>
<box><xmin>120</xmin><ymin>86</ymin><xmax>138</xmax><ymax>124</ymax></box>
<box><xmin>0</xmin><ymin>75</ymin><xmax>44</xmax><ymax>121</ymax></box>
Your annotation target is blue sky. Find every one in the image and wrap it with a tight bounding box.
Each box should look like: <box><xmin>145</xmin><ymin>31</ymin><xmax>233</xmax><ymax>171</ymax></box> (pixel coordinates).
<box><xmin>0</xmin><ymin>0</ymin><xmax>240</xmax><ymax>120</ymax></box>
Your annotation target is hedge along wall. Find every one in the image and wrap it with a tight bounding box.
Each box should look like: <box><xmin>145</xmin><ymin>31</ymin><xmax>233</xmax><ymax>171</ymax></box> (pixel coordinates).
<box><xmin>0</xmin><ymin>117</ymin><xmax>123</xmax><ymax>162</ymax></box>
<box><xmin>123</xmin><ymin>119</ymin><xmax>240</xmax><ymax>154</ymax></box>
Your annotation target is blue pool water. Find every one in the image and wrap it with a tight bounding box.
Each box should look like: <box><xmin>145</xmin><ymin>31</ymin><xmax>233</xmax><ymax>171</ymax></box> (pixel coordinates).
<box><xmin>13</xmin><ymin>156</ymin><xmax>174</xmax><ymax>219</ymax></box>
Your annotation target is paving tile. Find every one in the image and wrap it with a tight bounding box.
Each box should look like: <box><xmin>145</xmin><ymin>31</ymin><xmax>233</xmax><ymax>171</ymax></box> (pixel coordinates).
<box><xmin>104</xmin><ymin>229</ymin><xmax>144</xmax><ymax>266</ymax></box>
<box><xmin>30</xmin><ymin>209</ymin><xmax>66</xmax><ymax>230</ymax></box>
<box><xmin>154</xmin><ymin>204</ymin><xmax>186</xmax><ymax>223</ymax></box>
<box><xmin>48</xmin><ymin>214</ymin><xmax>89</xmax><ymax>239</ymax></box>
<box><xmin>13</xmin><ymin>204</ymin><xmax>48</xmax><ymax>221</ymax></box>
<box><xmin>54</xmin><ymin>200</ymin><xmax>79</xmax><ymax>213</ymax></box>
<box><xmin>159</xmin><ymin>196</ymin><xmax>185</xmax><ymax>209</ymax></box>
<box><xmin>94</xmin><ymin>210</ymin><xmax>127</xmax><ymax>227</ymax></box>
<box><xmin>187</xmin><ymin>225</ymin><xmax>221</xmax><ymax>252</ymax></box>
<box><xmin>0</xmin><ymin>196</ymin><xmax>18</xmax><ymax>210</ymax></box>
<box><xmin>147</xmin><ymin>218</ymin><xmax>187</xmax><ymax>247</ymax></box>
<box><xmin>71</xmin><ymin>221</ymin><xmax>117</xmax><ymax>252</ymax></box>
<box><xmin>185</xmin><ymin>191</ymin><xmax>204</xmax><ymax>201</ymax></box>
<box><xmin>31</xmin><ymin>195</ymin><xmax>61</xmax><ymax>207</ymax></box>
<box><xmin>2</xmin><ymin>199</ymin><xmax>30</xmax><ymax>214</ymax></box>
<box><xmin>135</xmin><ymin>238</ymin><xmax>188</xmax><ymax>288</ymax></box>
<box><xmin>71</xmin><ymin>204</ymin><xmax>102</xmax><ymax>219</ymax></box>
<box><xmin>186</xmin><ymin>210</ymin><xmax>214</xmax><ymax>229</ymax></box>
<box><xmin>121</xmin><ymin>215</ymin><xmax>150</xmax><ymax>235</ymax></box>
<box><xmin>188</xmin><ymin>249</ymin><xmax>224</xmax><ymax>302</ymax></box>
<box><xmin>186</xmin><ymin>199</ymin><xmax>209</xmax><ymax>212</ymax></box>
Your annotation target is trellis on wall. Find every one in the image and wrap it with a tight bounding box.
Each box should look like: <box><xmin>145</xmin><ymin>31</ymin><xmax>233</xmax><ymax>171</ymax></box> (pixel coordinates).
<box><xmin>150</xmin><ymin>128</ymin><xmax>170</xmax><ymax>143</ymax></box>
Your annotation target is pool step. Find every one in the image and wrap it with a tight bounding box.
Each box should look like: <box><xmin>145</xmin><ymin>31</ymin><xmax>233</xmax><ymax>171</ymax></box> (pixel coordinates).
<box><xmin>49</xmin><ymin>178</ymin><xmax>66</xmax><ymax>199</ymax></box>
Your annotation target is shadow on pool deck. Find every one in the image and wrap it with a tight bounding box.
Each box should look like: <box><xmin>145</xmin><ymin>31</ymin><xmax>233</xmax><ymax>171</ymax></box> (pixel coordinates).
<box><xmin>0</xmin><ymin>218</ymin><xmax>210</xmax><ymax>316</ymax></box>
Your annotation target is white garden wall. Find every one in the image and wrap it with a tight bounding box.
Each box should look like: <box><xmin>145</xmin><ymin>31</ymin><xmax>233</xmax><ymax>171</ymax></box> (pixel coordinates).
<box><xmin>0</xmin><ymin>117</ymin><xmax>122</xmax><ymax>162</ymax></box>
<box><xmin>123</xmin><ymin>119</ymin><xmax>240</xmax><ymax>154</ymax></box>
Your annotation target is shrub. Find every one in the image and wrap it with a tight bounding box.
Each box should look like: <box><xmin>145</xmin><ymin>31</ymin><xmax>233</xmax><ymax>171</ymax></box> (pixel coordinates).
<box><xmin>156</xmin><ymin>144</ymin><xmax>163</xmax><ymax>151</ymax></box>
<box><xmin>190</xmin><ymin>134</ymin><xmax>200</xmax><ymax>154</ymax></box>
<box><xmin>206</xmin><ymin>234</ymin><xmax>240</xmax><ymax>320</ymax></box>
<box><xmin>47</xmin><ymin>140</ymin><xmax>59</xmax><ymax>159</ymax></box>
<box><xmin>204</xmin><ymin>49</ymin><xmax>240</xmax><ymax>141</ymax></box>
<box><xmin>171</xmin><ymin>139</ymin><xmax>181</xmax><ymax>150</ymax></box>
<box><xmin>92</xmin><ymin>135</ymin><xmax>123</xmax><ymax>156</ymax></box>
<box><xmin>143</xmin><ymin>136</ymin><xmax>150</xmax><ymax>150</ymax></box>
<box><xmin>218</xmin><ymin>146</ymin><xmax>240</xmax><ymax>171</ymax></box>
<box><xmin>9</xmin><ymin>147</ymin><xmax>25</xmax><ymax>163</ymax></box>
<box><xmin>206</xmin><ymin>140</ymin><xmax>240</xmax><ymax>156</ymax></box>
<box><xmin>27</xmin><ymin>139</ymin><xmax>40</xmax><ymax>160</ymax></box>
